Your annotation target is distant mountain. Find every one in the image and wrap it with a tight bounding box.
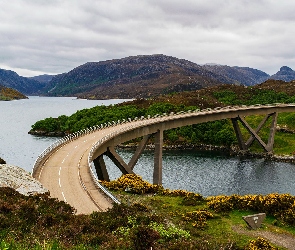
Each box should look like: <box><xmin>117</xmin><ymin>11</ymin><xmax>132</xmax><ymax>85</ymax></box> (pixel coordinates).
<box><xmin>30</xmin><ymin>74</ymin><xmax>55</xmax><ymax>84</ymax></box>
<box><xmin>203</xmin><ymin>65</ymin><xmax>270</xmax><ymax>86</ymax></box>
<box><xmin>0</xmin><ymin>84</ymin><xmax>28</xmax><ymax>101</ymax></box>
<box><xmin>44</xmin><ymin>55</ymin><xmax>240</xmax><ymax>99</ymax></box>
<box><xmin>269</xmin><ymin>66</ymin><xmax>295</xmax><ymax>82</ymax></box>
<box><xmin>2</xmin><ymin>55</ymin><xmax>294</xmax><ymax>99</ymax></box>
<box><xmin>0</xmin><ymin>69</ymin><xmax>46</xmax><ymax>95</ymax></box>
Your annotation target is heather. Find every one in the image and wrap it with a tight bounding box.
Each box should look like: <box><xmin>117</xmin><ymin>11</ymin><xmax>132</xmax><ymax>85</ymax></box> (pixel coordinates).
<box><xmin>1</xmin><ymin>174</ymin><xmax>295</xmax><ymax>249</ymax></box>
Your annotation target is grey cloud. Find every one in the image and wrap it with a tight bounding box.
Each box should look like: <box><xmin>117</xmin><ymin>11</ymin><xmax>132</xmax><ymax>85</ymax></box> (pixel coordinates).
<box><xmin>0</xmin><ymin>0</ymin><xmax>294</xmax><ymax>76</ymax></box>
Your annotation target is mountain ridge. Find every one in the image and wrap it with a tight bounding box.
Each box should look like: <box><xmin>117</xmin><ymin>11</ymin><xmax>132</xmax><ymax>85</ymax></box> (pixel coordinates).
<box><xmin>1</xmin><ymin>55</ymin><xmax>295</xmax><ymax>99</ymax></box>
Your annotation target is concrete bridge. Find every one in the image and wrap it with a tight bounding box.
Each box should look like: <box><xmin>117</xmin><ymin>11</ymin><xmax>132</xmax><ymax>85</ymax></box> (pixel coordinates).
<box><xmin>32</xmin><ymin>103</ymin><xmax>295</xmax><ymax>214</ymax></box>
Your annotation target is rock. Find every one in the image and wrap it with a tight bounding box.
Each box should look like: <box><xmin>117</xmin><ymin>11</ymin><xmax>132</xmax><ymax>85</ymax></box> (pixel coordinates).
<box><xmin>0</xmin><ymin>164</ymin><xmax>48</xmax><ymax>195</ymax></box>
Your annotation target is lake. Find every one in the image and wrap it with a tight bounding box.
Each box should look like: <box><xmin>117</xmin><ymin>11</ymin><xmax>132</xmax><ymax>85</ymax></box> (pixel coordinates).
<box><xmin>1</xmin><ymin>96</ymin><xmax>295</xmax><ymax>196</ymax></box>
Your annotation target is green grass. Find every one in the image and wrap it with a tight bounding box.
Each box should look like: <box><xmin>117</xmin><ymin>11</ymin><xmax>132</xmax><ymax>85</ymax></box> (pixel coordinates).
<box><xmin>113</xmin><ymin>191</ymin><xmax>293</xmax><ymax>249</ymax></box>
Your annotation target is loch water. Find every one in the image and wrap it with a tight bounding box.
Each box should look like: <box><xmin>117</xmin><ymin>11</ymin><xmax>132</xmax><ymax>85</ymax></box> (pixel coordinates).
<box><xmin>1</xmin><ymin>96</ymin><xmax>295</xmax><ymax>196</ymax></box>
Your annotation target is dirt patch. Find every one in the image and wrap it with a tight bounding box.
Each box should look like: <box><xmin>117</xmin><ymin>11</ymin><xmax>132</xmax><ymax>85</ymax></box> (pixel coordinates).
<box><xmin>233</xmin><ymin>225</ymin><xmax>295</xmax><ymax>250</ymax></box>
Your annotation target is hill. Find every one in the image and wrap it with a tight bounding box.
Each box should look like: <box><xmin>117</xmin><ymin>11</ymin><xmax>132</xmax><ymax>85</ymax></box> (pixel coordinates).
<box><xmin>29</xmin><ymin>74</ymin><xmax>54</xmax><ymax>84</ymax></box>
<box><xmin>42</xmin><ymin>55</ymin><xmax>295</xmax><ymax>99</ymax></box>
<box><xmin>203</xmin><ymin>64</ymin><xmax>270</xmax><ymax>86</ymax></box>
<box><xmin>2</xmin><ymin>55</ymin><xmax>295</xmax><ymax>99</ymax></box>
<box><xmin>270</xmin><ymin>66</ymin><xmax>295</xmax><ymax>82</ymax></box>
<box><xmin>0</xmin><ymin>84</ymin><xmax>28</xmax><ymax>101</ymax></box>
<box><xmin>0</xmin><ymin>69</ymin><xmax>45</xmax><ymax>95</ymax></box>
<box><xmin>44</xmin><ymin>54</ymin><xmax>232</xmax><ymax>99</ymax></box>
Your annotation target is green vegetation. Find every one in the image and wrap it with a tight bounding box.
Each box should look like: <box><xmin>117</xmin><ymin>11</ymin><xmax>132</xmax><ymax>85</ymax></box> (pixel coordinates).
<box><xmin>30</xmin><ymin>81</ymin><xmax>295</xmax><ymax>155</ymax></box>
<box><xmin>2</xmin><ymin>173</ymin><xmax>294</xmax><ymax>249</ymax></box>
<box><xmin>0</xmin><ymin>85</ymin><xmax>27</xmax><ymax>101</ymax></box>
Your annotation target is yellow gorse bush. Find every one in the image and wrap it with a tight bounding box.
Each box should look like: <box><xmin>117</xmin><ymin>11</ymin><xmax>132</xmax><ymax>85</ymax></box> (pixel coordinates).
<box><xmin>100</xmin><ymin>174</ymin><xmax>204</xmax><ymax>198</ymax></box>
<box><xmin>100</xmin><ymin>174</ymin><xmax>164</xmax><ymax>194</ymax></box>
<box><xmin>182</xmin><ymin>210</ymin><xmax>214</xmax><ymax>229</ymax></box>
<box><xmin>245</xmin><ymin>237</ymin><xmax>277</xmax><ymax>250</ymax></box>
<box><xmin>207</xmin><ymin>193</ymin><xmax>295</xmax><ymax>226</ymax></box>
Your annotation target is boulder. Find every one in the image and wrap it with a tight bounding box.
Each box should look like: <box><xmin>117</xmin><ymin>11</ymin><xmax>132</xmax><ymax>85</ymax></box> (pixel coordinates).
<box><xmin>0</xmin><ymin>164</ymin><xmax>48</xmax><ymax>195</ymax></box>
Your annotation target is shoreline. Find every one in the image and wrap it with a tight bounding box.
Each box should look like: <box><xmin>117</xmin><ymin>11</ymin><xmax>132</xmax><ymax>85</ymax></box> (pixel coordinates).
<box><xmin>117</xmin><ymin>143</ymin><xmax>295</xmax><ymax>164</ymax></box>
<box><xmin>28</xmin><ymin>130</ymin><xmax>295</xmax><ymax>164</ymax></box>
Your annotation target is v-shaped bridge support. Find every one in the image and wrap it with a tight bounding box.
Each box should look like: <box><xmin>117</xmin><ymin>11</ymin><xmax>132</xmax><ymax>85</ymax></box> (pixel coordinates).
<box><xmin>93</xmin><ymin>130</ymin><xmax>163</xmax><ymax>185</ymax></box>
<box><xmin>231</xmin><ymin>112</ymin><xmax>278</xmax><ymax>153</ymax></box>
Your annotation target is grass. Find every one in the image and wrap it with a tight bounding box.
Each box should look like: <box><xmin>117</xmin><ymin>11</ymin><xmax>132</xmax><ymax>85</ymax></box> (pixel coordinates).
<box><xmin>114</xmin><ymin>190</ymin><xmax>293</xmax><ymax>249</ymax></box>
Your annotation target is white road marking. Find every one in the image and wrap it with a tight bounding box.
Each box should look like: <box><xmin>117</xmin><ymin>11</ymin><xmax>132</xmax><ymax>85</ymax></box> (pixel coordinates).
<box><xmin>59</xmin><ymin>178</ymin><xmax>61</xmax><ymax>188</ymax></box>
<box><xmin>59</xmin><ymin>166</ymin><xmax>61</xmax><ymax>176</ymax></box>
<box><xmin>61</xmin><ymin>192</ymin><xmax>67</xmax><ymax>203</ymax></box>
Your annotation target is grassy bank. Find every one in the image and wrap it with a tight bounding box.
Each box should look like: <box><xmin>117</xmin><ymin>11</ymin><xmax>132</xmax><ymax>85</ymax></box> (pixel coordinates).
<box><xmin>1</xmin><ymin>175</ymin><xmax>295</xmax><ymax>249</ymax></box>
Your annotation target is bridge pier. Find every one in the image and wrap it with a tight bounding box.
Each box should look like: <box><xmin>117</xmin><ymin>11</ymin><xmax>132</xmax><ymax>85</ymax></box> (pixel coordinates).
<box><xmin>93</xmin><ymin>155</ymin><xmax>110</xmax><ymax>182</ymax></box>
<box><xmin>231</xmin><ymin>112</ymin><xmax>278</xmax><ymax>153</ymax></box>
<box><xmin>153</xmin><ymin>129</ymin><xmax>163</xmax><ymax>185</ymax></box>
<box><xmin>93</xmin><ymin>131</ymin><xmax>164</xmax><ymax>185</ymax></box>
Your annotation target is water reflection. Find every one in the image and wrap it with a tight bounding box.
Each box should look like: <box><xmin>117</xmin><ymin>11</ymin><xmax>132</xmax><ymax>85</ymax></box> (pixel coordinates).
<box><xmin>104</xmin><ymin>149</ymin><xmax>295</xmax><ymax>196</ymax></box>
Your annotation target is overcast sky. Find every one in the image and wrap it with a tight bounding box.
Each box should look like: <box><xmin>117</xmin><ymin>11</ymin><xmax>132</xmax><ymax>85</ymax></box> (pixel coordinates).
<box><xmin>0</xmin><ymin>0</ymin><xmax>294</xmax><ymax>77</ymax></box>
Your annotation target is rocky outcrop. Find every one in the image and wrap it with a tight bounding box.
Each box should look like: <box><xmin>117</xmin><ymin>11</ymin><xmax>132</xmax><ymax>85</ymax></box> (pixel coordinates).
<box><xmin>0</xmin><ymin>164</ymin><xmax>48</xmax><ymax>195</ymax></box>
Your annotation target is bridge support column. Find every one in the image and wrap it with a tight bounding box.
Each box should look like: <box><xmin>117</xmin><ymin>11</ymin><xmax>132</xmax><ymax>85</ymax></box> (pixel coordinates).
<box><xmin>231</xmin><ymin>112</ymin><xmax>278</xmax><ymax>153</ymax></box>
<box><xmin>106</xmin><ymin>147</ymin><xmax>135</xmax><ymax>175</ymax></box>
<box><xmin>128</xmin><ymin>134</ymin><xmax>153</xmax><ymax>170</ymax></box>
<box><xmin>93</xmin><ymin>155</ymin><xmax>110</xmax><ymax>181</ymax></box>
<box><xmin>153</xmin><ymin>129</ymin><xmax>163</xmax><ymax>185</ymax></box>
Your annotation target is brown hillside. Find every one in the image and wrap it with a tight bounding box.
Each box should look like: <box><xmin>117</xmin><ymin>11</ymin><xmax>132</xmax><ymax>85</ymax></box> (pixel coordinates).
<box><xmin>120</xmin><ymin>79</ymin><xmax>295</xmax><ymax>109</ymax></box>
<box><xmin>0</xmin><ymin>84</ymin><xmax>28</xmax><ymax>100</ymax></box>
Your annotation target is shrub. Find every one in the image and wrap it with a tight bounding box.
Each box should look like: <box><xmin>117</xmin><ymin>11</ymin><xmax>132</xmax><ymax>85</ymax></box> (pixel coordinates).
<box><xmin>182</xmin><ymin>210</ymin><xmax>214</xmax><ymax>229</ymax></box>
<box><xmin>131</xmin><ymin>225</ymin><xmax>160</xmax><ymax>250</ymax></box>
<box><xmin>100</xmin><ymin>174</ymin><xmax>164</xmax><ymax>194</ymax></box>
<box><xmin>245</xmin><ymin>237</ymin><xmax>277</xmax><ymax>250</ymax></box>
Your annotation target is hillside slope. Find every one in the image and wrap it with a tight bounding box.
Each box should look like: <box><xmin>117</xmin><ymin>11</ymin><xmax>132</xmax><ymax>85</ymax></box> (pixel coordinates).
<box><xmin>0</xmin><ymin>69</ymin><xmax>45</xmax><ymax>95</ymax></box>
<box><xmin>44</xmin><ymin>54</ymin><xmax>232</xmax><ymax>99</ymax></box>
<box><xmin>270</xmin><ymin>66</ymin><xmax>295</xmax><ymax>82</ymax></box>
<box><xmin>203</xmin><ymin>64</ymin><xmax>270</xmax><ymax>86</ymax></box>
<box><xmin>0</xmin><ymin>84</ymin><xmax>28</xmax><ymax>100</ymax></box>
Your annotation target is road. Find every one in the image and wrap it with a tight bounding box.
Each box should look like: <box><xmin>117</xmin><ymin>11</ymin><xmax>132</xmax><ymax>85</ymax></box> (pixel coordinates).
<box><xmin>36</xmin><ymin>125</ymin><xmax>122</xmax><ymax>214</ymax></box>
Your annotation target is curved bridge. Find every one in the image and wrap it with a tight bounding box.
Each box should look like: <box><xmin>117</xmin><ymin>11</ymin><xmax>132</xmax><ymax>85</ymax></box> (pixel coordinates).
<box><xmin>32</xmin><ymin>104</ymin><xmax>295</xmax><ymax>214</ymax></box>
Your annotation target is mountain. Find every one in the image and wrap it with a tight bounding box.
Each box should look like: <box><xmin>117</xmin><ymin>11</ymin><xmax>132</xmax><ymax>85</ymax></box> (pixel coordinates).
<box><xmin>269</xmin><ymin>66</ymin><xmax>295</xmax><ymax>82</ymax></box>
<box><xmin>42</xmin><ymin>55</ymin><xmax>279</xmax><ymax>99</ymax></box>
<box><xmin>203</xmin><ymin>65</ymin><xmax>270</xmax><ymax>86</ymax></box>
<box><xmin>0</xmin><ymin>84</ymin><xmax>28</xmax><ymax>101</ymax></box>
<box><xmin>43</xmin><ymin>54</ymin><xmax>236</xmax><ymax>99</ymax></box>
<box><xmin>0</xmin><ymin>69</ymin><xmax>46</xmax><ymax>95</ymax></box>
<box><xmin>2</xmin><ymin>55</ymin><xmax>294</xmax><ymax>99</ymax></box>
<box><xmin>30</xmin><ymin>74</ymin><xmax>54</xmax><ymax>84</ymax></box>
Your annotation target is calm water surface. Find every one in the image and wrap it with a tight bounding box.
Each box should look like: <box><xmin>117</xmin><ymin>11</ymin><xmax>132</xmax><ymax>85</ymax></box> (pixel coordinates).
<box><xmin>0</xmin><ymin>96</ymin><xmax>128</xmax><ymax>172</ymax></box>
<box><xmin>1</xmin><ymin>96</ymin><xmax>295</xmax><ymax>196</ymax></box>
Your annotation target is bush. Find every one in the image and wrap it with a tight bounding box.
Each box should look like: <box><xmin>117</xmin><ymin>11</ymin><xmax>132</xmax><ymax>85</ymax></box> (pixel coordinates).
<box><xmin>245</xmin><ymin>237</ymin><xmax>277</xmax><ymax>250</ymax></box>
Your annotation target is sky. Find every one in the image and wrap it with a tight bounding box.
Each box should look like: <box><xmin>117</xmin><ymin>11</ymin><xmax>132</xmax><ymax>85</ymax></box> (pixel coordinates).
<box><xmin>0</xmin><ymin>0</ymin><xmax>295</xmax><ymax>77</ymax></box>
